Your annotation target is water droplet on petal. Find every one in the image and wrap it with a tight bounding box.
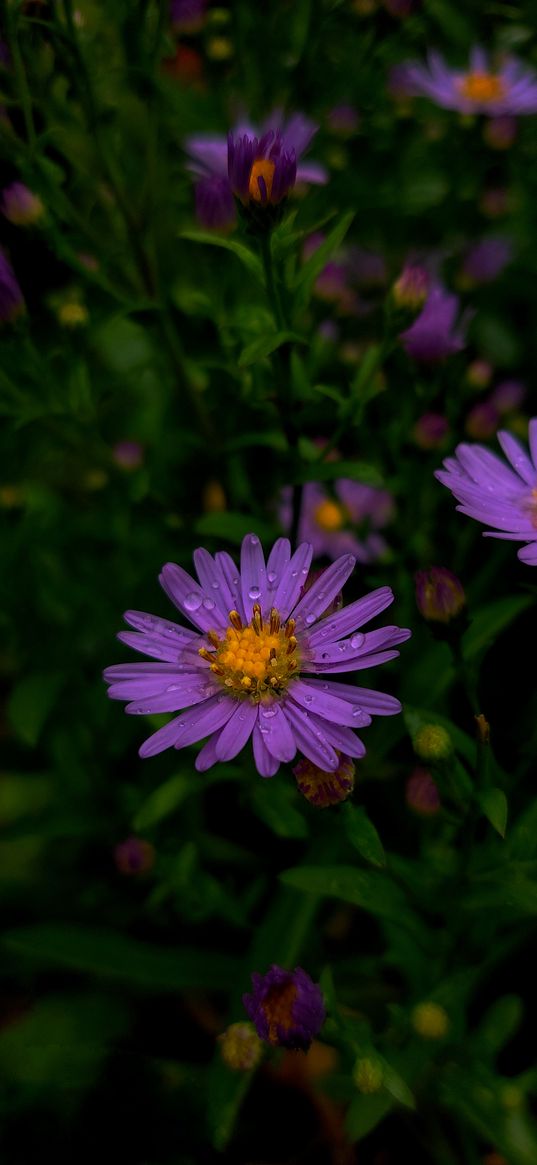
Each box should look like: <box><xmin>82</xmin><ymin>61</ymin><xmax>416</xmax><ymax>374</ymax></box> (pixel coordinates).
<box><xmin>291</xmin><ymin>570</ymin><xmax>298</xmax><ymax>578</ymax></box>
<box><xmin>184</xmin><ymin>591</ymin><xmax>203</xmax><ymax>612</ymax></box>
<box><xmin>202</xmin><ymin>597</ymin><xmax>216</xmax><ymax>610</ymax></box>
<box><xmin>352</xmin><ymin>708</ymin><xmax>362</xmax><ymax>718</ymax></box>
<box><xmin>260</xmin><ymin>706</ymin><xmax>277</xmax><ymax>719</ymax></box>
<box><xmin>350</xmin><ymin>633</ymin><xmax>364</xmax><ymax>649</ymax></box>
<box><xmin>248</xmin><ymin>585</ymin><xmax>261</xmax><ymax>600</ymax></box>
<box><xmin>249</xmin><ymin>535</ymin><xmax>259</xmax><ymax>546</ymax></box>
<box><xmin>166</xmin><ymin>684</ymin><xmax>181</xmax><ymax>692</ymax></box>
<box><xmin>259</xmin><ymin>726</ymin><xmax>269</xmax><ymax>735</ymax></box>
<box><xmin>211</xmin><ymin>581</ymin><xmax>220</xmax><ymax>590</ymax></box>
<box><xmin>303</xmin><ymin>694</ymin><xmax>313</xmax><ymax>705</ymax></box>
<box><xmin>267</xmin><ymin>571</ymin><xmax>277</xmax><ymax>584</ymax></box>
<box><xmin>305</xmin><ymin>613</ymin><xmax>316</xmax><ymax>626</ymax></box>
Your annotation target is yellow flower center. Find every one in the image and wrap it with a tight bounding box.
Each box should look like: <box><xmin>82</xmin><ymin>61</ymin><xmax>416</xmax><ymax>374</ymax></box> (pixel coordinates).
<box><xmin>457</xmin><ymin>72</ymin><xmax>506</xmax><ymax>105</ymax></box>
<box><xmin>314</xmin><ymin>499</ymin><xmax>345</xmax><ymax>531</ymax></box>
<box><xmin>199</xmin><ymin>605</ymin><xmax>299</xmax><ymax>700</ymax></box>
<box><xmin>248</xmin><ymin>159</ymin><xmax>275</xmax><ymax>203</ymax></box>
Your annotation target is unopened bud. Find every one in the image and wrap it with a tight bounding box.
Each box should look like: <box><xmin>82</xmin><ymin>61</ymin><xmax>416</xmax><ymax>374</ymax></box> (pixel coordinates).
<box><xmin>406</xmin><ymin>769</ymin><xmax>441</xmax><ymax>816</ymax></box>
<box><xmin>219</xmin><ymin>1022</ymin><xmax>263</xmax><ymax>1071</ymax></box>
<box><xmin>413</xmin><ymin>724</ymin><xmax>452</xmax><ymax>762</ymax></box>
<box><xmin>411</xmin><ymin>1001</ymin><xmax>449</xmax><ymax>1039</ymax></box>
<box><xmin>353</xmin><ymin>1056</ymin><xmax>384</xmax><ymax>1093</ymax></box>
<box><xmin>392</xmin><ymin>265</ymin><xmax>429</xmax><ymax>313</ymax></box>
<box><xmin>415</xmin><ymin>567</ymin><xmax>466</xmax><ymax>625</ymax></box>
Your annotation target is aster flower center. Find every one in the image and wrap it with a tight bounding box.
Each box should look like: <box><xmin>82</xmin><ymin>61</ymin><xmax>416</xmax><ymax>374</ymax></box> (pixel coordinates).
<box><xmin>314</xmin><ymin>499</ymin><xmax>346</xmax><ymax>531</ymax></box>
<box><xmin>261</xmin><ymin>980</ymin><xmax>298</xmax><ymax>1043</ymax></box>
<box><xmin>199</xmin><ymin>604</ymin><xmax>300</xmax><ymax>700</ymax></box>
<box><xmin>248</xmin><ymin>159</ymin><xmax>276</xmax><ymax>203</ymax></box>
<box><xmin>457</xmin><ymin>72</ymin><xmax>506</xmax><ymax>104</ymax></box>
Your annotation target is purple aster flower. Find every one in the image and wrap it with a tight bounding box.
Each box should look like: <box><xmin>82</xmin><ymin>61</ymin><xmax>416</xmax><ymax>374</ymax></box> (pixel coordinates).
<box><xmin>227</xmin><ymin>129</ymin><xmax>297</xmax><ymax>206</ymax></box>
<box><xmin>104</xmin><ymin>533</ymin><xmax>410</xmax><ymax>776</ymax></box>
<box><xmin>397</xmin><ymin>47</ymin><xmax>537</xmax><ymax>116</ymax></box>
<box><xmin>280</xmin><ymin>480</ymin><xmax>394</xmax><ymax>564</ymax></box>
<box><xmin>194</xmin><ymin>174</ymin><xmax>236</xmax><ymax>231</ymax></box>
<box><xmin>1</xmin><ymin>182</ymin><xmax>44</xmax><ymax>226</ymax></box>
<box><xmin>435</xmin><ymin>420</ymin><xmax>537</xmax><ymax>565</ymax></box>
<box><xmin>0</xmin><ymin>252</ymin><xmax>25</xmax><ymax>323</ymax></box>
<box><xmin>400</xmin><ymin>284</ymin><xmax>467</xmax><ymax>362</ymax></box>
<box><xmin>460</xmin><ymin>237</ymin><xmax>512</xmax><ymax>285</ymax></box>
<box><xmin>243</xmin><ymin>965</ymin><xmax>325</xmax><ymax>1050</ymax></box>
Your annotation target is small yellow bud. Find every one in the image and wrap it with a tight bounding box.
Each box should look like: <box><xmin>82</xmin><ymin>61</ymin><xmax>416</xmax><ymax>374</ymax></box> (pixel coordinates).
<box><xmin>58</xmin><ymin>301</ymin><xmax>89</xmax><ymax>328</ymax></box>
<box><xmin>413</xmin><ymin>724</ymin><xmax>452</xmax><ymax>762</ymax></box>
<box><xmin>353</xmin><ymin>1056</ymin><xmax>384</xmax><ymax>1093</ymax></box>
<box><xmin>219</xmin><ymin>1022</ymin><xmax>262</xmax><ymax>1071</ymax></box>
<box><xmin>411</xmin><ymin>1001</ymin><xmax>449</xmax><ymax>1039</ymax></box>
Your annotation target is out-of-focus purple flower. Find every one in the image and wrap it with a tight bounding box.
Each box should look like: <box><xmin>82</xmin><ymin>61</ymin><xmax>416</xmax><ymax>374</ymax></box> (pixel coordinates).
<box><xmin>114</xmin><ymin>836</ymin><xmax>155</xmax><ymax>874</ymax></box>
<box><xmin>112</xmin><ymin>441</ymin><xmax>145</xmax><ymax>471</ymax></box>
<box><xmin>406</xmin><ymin>769</ymin><xmax>440</xmax><ymax>816</ymax></box>
<box><xmin>388</xmin><ymin>62</ymin><xmax>417</xmax><ymax>101</ymax></box>
<box><xmin>491</xmin><ymin>380</ymin><xmax>526</xmax><ymax>415</ymax></box>
<box><xmin>415</xmin><ymin>566</ymin><xmax>466</xmax><ymax>623</ymax></box>
<box><xmin>347</xmin><ymin>246</ymin><xmax>387</xmax><ymax>288</ymax></box>
<box><xmin>465</xmin><ymin>401</ymin><xmax>500</xmax><ymax>440</ymax></box>
<box><xmin>170</xmin><ymin>0</ymin><xmax>207</xmax><ymax>32</ymax></box>
<box><xmin>397</xmin><ymin>47</ymin><xmax>537</xmax><ymax>116</ymax></box>
<box><xmin>327</xmin><ymin>104</ymin><xmax>360</xmax><ymax>136</ymax></box>
<box><xmin>195</xmin><ymin>174</ymin><xmax>236</xmax><ymax>231</ymax></box>
<box><xmin>280</xmin><ymin>480</ymin><xmax>395</xmax><ymax>564</ymax></box>
<box><xmin>243</xmin><ymin>965</ymin><xmax>325</xmax><ymax>1050</ymax></box>
<box><xmin>483</xmin><ymin>115</ymin><xmax>518</xmax><ymax>149</ymax></box>
<box><xmin>412</xmin><ymin>413</ymin><xmax>450</xmax><ymax>451</ymax></box>
<box><xmin>460</xmin><ymin>237</ymin><xmax>512</xmax><ymax>285</ymax></box>
<box><xmin>0</xmin><ymin>252</ymin><xmax>25</xmax><ymax>322</ymax></box>
<box><xmin>185</xmin><ymin>113</ymin><xmax>327</xmax><ymax>228</ymax></box>
<box><xmin>294</xmin><ymin>752</ymin><xmax>355</xmax><ymax>807</ymax></box>
<box><xmin>104</xmin><ymin>533</ymin><xmax>410</xmax><ymax>774</ymax></box>
<box><xmin>466</xmin><ymin>359</ymin><xmax>493</xmax><ymax>389</ymax></box>
<box><xmin>400</xmin><ymin>285</ymin><xmax>467</xmax><ymax>362</ymax></box>
<box><xmin>435</xmin><ymin>419</ymin><xmax>537</xmax><ymax>565</ymax></box>
<box><xmin>1</xmin><ymin>182</ymin><xmax>44</xmax><ymax>226</ymax></box>
<box><xmin>318</xmin><ymin>319</ymin><xmax>340</xmax><ymax>344</ymax></box>
<box><xmin>392</xmin><ymin>264</ymin><xmax>430</xmax><ymax>312</ymax></box>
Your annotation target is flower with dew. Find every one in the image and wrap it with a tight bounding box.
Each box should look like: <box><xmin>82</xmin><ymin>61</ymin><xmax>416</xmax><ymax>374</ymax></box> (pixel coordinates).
<box><xmin>243</xmin><ymin>965</ymin><xmax>325</xmax><ymax>1050</ymax></box>
<box><xmin>184</xmin><ymin>113</ymin><xmax>327</xmax><ymax>229</ymax></box>
<box><xmin>104</xmin><ymin>533</ymin><xmax>410</xmax><ymax>776</ymax></box>
<box><xmin>280</xmin><ymin>481</ymin><xmax>395</xmax><ymax>564</ymax></box>
<box><xmin>1</xmin><ymin>182</ymin><xmax>44</xmax><ymax>226</ymax></box>
<box><xmin>0</xmin><ymin>251</ymin><xmax>25</xmax><ymax>323</ymax></box>
<box><xmin>436</xmin><ymin>420</ymin><xmax>537</xmax><ymax>566</ymax></box>
<box><xmin>400</xmin><ymin>284</ymin><xmax>468</xmax><ymax>362</ymax></box>
<box><xmin>397</xmin><ymin>46</ymin><xmax>537</xmax><ymax>116</ymax></box>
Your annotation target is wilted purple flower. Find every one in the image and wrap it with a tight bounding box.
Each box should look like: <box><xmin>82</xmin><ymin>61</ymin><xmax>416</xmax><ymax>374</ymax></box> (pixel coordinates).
<box><xmin>104</xmin><ymin>533</ymin><xmax>410</xmax><ymax>775</ymax></box>
<box><xmin>294</xmin><ymin>752</ymin><xmax>355</xmax><ymax>807</ymax></box>
<box><xmin>185</xmin><ymin>113</ymin><xmax>327</xmax><ymax>228</ymax></box>
<box><xmin>243</xmin><ymin>965</ymin><xmax>325</xmax><ymax>1050</ymax></box>
<box><xmin>114</xmin><ymin>836</ymin><xmax>155</xmax><ymax>874</ymax></box>
<box><xmin>435</xmin><ymin>419</ymin><xmax>537</xmax><ymax>564</ymax></box>
<box><xmin>415</xmin><ymin>567</ymin><xmax>466</xmax><ymax>623</ymax></box>
<box><xmin>170</xmin><ymin>0</ymin><xmax>207</xmax><ymax>32</ymax></box>
<box><xmin>281</xmin><ymin>480</ymin><xmax>395</xmax><ymax>564</ymax></box>
<box><xmin>491</xmin><ymin>380</ymin><xmax>526</xmax><ymax>415</ymax></box>
<box><xmin>0</xmin><ymin>252</ymin><xmax>25</xmax><ymax>322</ymax></box>
<box><xmin>460</xmin><ymin>237</ymin><xmax>512</xmax><ymax>285</ymax></box>
<box><xmin>466</xmin><ymin>359</ymin><xmax>493</xmax><ymax>389</ymax></box>
<box><xmin>400</xmin><ymin>285</ymin><xmax>467</xmax><ymax>361</ymax></box>
<box><xmin>1</xmin><ymin>182</ymin><xmax>44</xmax><ymax>226</ymax></box>
<box><xmin>397</xmin><ymin>47</ymin><xmax>537</xmax><ymax>116</ymax></box>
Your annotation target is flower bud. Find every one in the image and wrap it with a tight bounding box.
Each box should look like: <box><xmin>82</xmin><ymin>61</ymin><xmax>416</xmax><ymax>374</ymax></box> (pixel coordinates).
<box><xmin>219</xmin><ymin>1022</ymin><xmax>263</xmax><ymax>1071</ymax></box>
<box><xmin>293</xmin><ymin>753</ymin><xmax>355</xmax><ymax>808</ymax></box>
<box><xmin>415</xmin><ymin>567</ymin><xmax>466</xmax><ymax>625</ymax></box>
<box><xmin>114</xmin><ymin>836</ymin><xmax>155</xmax><ymax>875</ymax></box>
<box><xmin>412</xmin><ymin>412</ymin><xmax>449</xmax><ymax>451</ymax></box>
<box><xmin>1</xmin><ymin>182</ymin><xmax>44</xmax><ymax>226</ymax></box>
<box><xmin>406</xmin><ymin>769</ymin><xmax>441</xmax><ymax>816</ymax></box>
<box><xmin>353</xmin><ymin>1056</ymin><xmax>384</xmax><ymax>1093</ymax></box>
<box><xmin>413</xmin><ymin>724</ymin><xmax>452</xmax><ymax>762</ymax></box>
<box><xmin>411</xmin><ymin>1001</ymin><xmax>449</xmax><ymax>1039</ymax></box>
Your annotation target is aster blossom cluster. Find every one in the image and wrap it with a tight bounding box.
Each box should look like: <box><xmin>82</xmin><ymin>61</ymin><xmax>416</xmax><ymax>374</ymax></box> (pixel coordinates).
<box><xmin>436</xmin><ymin>419</ymin><xmax>537</xmax><ymax>565</ymax></box>
<box><xmin>104</xmin><ymin>533</ymin><xmax>410</xmax><ymax>777</ymax></box>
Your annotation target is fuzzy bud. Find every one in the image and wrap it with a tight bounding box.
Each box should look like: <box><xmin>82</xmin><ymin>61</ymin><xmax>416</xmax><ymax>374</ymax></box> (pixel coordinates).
<box><xmin>411</xmin><ymin>1002</ymin><xmax>449</xmax><ymax>1039</ymax></box>
<box><xmin>219</xmin><ymin>1022</ymin><xmax>263</xmax><ymax>1071</ymax></box>
<box><xmin>413</xmin><ymin>724</ymin><xmax>452</xmax><ymax>762</ymax></box>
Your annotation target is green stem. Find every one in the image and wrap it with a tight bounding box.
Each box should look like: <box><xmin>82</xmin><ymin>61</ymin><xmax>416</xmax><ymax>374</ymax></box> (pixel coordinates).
<box><xmin>259</xmin><ymin>233</ymin><xmax>287</xmax><ymax>331</ymax></box>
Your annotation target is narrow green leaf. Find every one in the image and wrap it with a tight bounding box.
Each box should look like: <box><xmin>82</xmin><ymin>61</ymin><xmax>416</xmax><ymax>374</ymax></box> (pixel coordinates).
<box><xmin>292</xmin><ymin>210</ymin><xmax>355</xmax><ymax>307</ymax></box>
<box><xmin>279</xmin><ymin>865</ymin><xmax>407</xmax><ymax>920</ymax></box>
<box><xmin>342</xmin><ymin>804</ymin><xmax>386</xmax><ymax>868</ymax></box>
<box><xmin>477</xmin><ymin>995</ymin><xmax>523</xmax><ymax>1057</ymax></box>
<box><xmin>479</xmin><ymin>787</ymin><xmax>508</xmax><ymax>838</ymax></box>
<box><xmin>250</xmin><ymin>781</ymin><xmax>308</xmax><ymax>840</ymax></box>
<box><xmin>133</xmin><ymin>774</ymin><xmax>191</xmax><ymax>830</ymax></box>
<box><xmin>345</xmin><ymin>1092</ymin><xmax>393</xmax><ymax>1141</ymax></box>
<box><xmin>382</xmin><ymin>1063</ymin><xmax>415</xmax><ymax>1109</ymax></box>
<box><xmin>238</xmin><ymin>330</ymin><xmax>305</xmax><ymax>367</ymax></box>
<box><xmin>180</xmin><ymin>229</ymin><xmax>264</xmax><ymax>283</ymax></box>
<box><xmin>294</xmin><ymin>460</ymin><xmax>383</xmax><ymax>485</ymax></box>
<box><xmin>8</xmin><ymin>673</ymin><xmax>64</xmax><ymax>747</ymax></box>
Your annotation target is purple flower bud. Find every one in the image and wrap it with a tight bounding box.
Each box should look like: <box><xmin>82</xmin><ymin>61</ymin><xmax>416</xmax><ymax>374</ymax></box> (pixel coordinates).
<box><xmin>483</xmin><ymin>115</ymin><xmax>518</xmax><ymax>149</ymax></box>
<box><xmin>406</xmin><ymin>769</ymin><xmax>441</xmax><ymax>816</ymax></box>
<box><xmin>412</xmin><ymin>412</ymin><xmax>450</xmax><ymax>451</ymax></box>
<box><xmin>490</xmin><ymin>379</ymin><xmax>526</xmax><ymax>414</ymax></box>
<box><xmin>400</xmin><ymin>285</ymin><xmax>467</xmax><ymax>362</ymax></box>
<box><xmin>114</xmin><ymin>836</ymin><xmax>155</xmax><ymax>875</ymax></box>
<box><xmin>465</xmin><ymin>401</ymin><xmax>499</xmax><ymax>440</ymax></box>
<box><xmin>415</xmin><ymin>567</ymin><xmax>466</xmax><ymax>624</ymax></box>
<box><xmin>112</xmin><ymin>440</ymin><xmax>145</xmax><ymax>470</ymax></box>
<box><xmin>170</xmin><ymin>0</ymin><xmax>207</xmax><ymax>32</ymax></box>
<box><xmin>326</xmin><ymin>104</ymin><xmax>360</xmax><ymax>136</ymax></box>
<box><xmin>243</xmin><ymin>965</ymin><xmax>325</xmax><ymax>1050</ymax></box>
<box><xmin>392</xmin><ymin>264</ymin><xmax>430</xmax><ymax>312</ymax></box>
<box><xmin>460</xmin><ymin>237</ymin><xmax>512</xmax><ymax>286</ymax></box>
<box><xmin>0</xmin><ymin>252</ymin><xmax>25</xmax><ymax>323</ymax></box>
<box><xmin>1</xmin><ymin>182</ymin><xmax>44</xmax><ymax>226</ymax></box>
<box><xmin>228</xmin><ymin>130</ymin><xmax>297</xmax><ymax>207</ymax></box>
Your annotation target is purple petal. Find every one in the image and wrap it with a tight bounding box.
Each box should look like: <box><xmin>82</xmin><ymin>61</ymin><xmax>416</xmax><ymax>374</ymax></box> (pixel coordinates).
<box><xmin>496</xmin><ymin>430</ymin><xmax>536</xmax><ymax>486</ymax></box>
<box><xmin>288</xmin><ymin>678</ymin><xmax>362</xmax><ymax>727</ymax></box>
<box><xmin>296</xmin><ymin>161</ymin><xmax>328</xmax><ymax>185</ymax></box>
<box><xmin>118</xmin><ymin>630</ymin><xmax>194</xmax><ymax>664</ymax></box>
<box><xmin>266</xmin><ymin>537</ymin><xmax>291</xmax><ymax>604</ymax></box>
<box><xmin>240</xmin><ymin>533</ymin><xmax>268</xmax><ymax>620</ymax></box>
<box><xmin>273</xmin><ymin>542</ymin><xmax>313</xmax><ymax>621</ymax></box>
<box><xmin>529</xmin><ymin>418</ymin><xmax>537</xmax><ymax>469</ymax></box>
<box><xmin>306</xmin><ymin>587</ymin><xmax>394</xmax><ymax>647</ymax></box>
<box><xmin>518</xmin><ymin>542</ymin><xmax>537</xmax><ymax>565</ymax></box>
<box><xmin>159</xmin><ymin>563</ymin><xmax>228</xmax><ymax>632</ymax></box>
<box><xmin>282</xmin><ymin>701</ymin><xmax>339</xmax><ymax>771</ymax></box>
<box><xmin>215</xmin><ymin>700</ymin><xmax>258</xmax><ymax>760</ymax></box>
<box><xmin>303</xmin><ymin>648</ymin><xmax>404</xmax><ymax>675</ymax></box>
<box><xmin>252</xmin><ymin>723</ymin><xmax>281</xmax><ymax>777</ymax></box>
<box><xmin>123</xmin><ymin>610</ymin><xmax>198</xmax><ymax>644</ymax></box>
<box><xmin>292</xmin><ymin>554</ymin><xmax>356</xmax><ymax>630</ymax></box>
<box><xmin>214</xmin><ymin>551</ymin><xmax>246</xmax><ymax>622</ymax></box>
<box><xmin>195</xmin><ymin>731</ymin><xmax>223</xmax><ymax>771</ymax></box>
<box><xmin>308</xmin><ymin>713</ymin><xmax>366</xmax><ymax>759</ymax></box>
<box><xmin>193</xmin><ymin>548</ymin><xmax>238</xmax><ymax>618</ymax></box>
<box><xmin>184</xmin><ymin>134</ymin><xmax>228</xmax><ymax>178</ymax></box>
<box><xmin>303</xmin><ymin>677</ymin><xmax>401</xmax><ymax>717</ymax></box>
<box><xmin>257</xmin><ymin>702</ymin><xmax>297</xmax><ymax>762</ymax></box>
<box><xmin>139</xmin><ymin>716</ymin><xmax>190</xmax><ymax>758</ymax></box>
<box><xmin>172</xmin><ymin>693</ymin><xmax>236</xmax><ymax>748</ymax></box>
<box><xmin>126</xmin><ymin>676</ymin><xmax>218</xmax><ymax>715</ymax></box>
<box><xmin>308</xmin><ymin>625</ymin><xmax>411</xmax><ymax>667</ymax></box>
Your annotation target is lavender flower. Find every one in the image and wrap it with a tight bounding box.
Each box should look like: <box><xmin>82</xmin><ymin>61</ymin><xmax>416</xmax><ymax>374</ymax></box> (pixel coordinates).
<box><xmin>400</xmin><ymin>284</ymin><xmax>467</xmax><ymax>361</ymax></box>
<box><xmin>0</xmin><ymin>252</ymin><xmax>25</xmax><ymax>322</ymax></box>
<box><xmin>104</xmin><ymin>533</ymin><xmax>410</xmax><ymax>776</ymax></box>
<box><xmin>397</xmin><ymin>47</ymin><xmax>537</xmax><ymax>116</ymax></box>
<box><xmin>280</xmin><ymin>480</ymin><xmax>394</xmax><ymax>564</ymax></box>
<box><xmin>185</xmin><ymin>113</ymin><xmax>327</xmax><ymax>228</ymax></box>
<box><xmin>243</xmin><ymin>965</ymin><xmax>325</xmax><ymax>1050</ymax></box>
<box><xmin>435</xmin><ymin>420</ymin><xmax>537</xmax><ymax>565</ymax></box>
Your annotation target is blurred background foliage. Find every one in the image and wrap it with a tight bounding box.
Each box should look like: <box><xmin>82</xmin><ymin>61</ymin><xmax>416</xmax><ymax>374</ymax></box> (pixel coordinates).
<box><xmin>1</xmin><ymin>1</ymin><xmax>537</xmax><ymax>1163</ymax></box>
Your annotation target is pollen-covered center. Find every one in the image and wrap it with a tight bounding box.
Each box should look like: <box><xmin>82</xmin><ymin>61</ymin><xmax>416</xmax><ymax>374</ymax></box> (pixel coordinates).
<box><xmin>457</xmin><ymin>71</ymin><xmax>506</xmax><ymax>104</ymax></box>
<box><xmin>314</xmin><ymin>499</ymin><xmax>346</xmax><ymax>532</ymax></box>
<box><xmin>248</xmin><ymin>159</ymin><xmax>275</xmax><ymax>203</ymax></box>
<box><xmin>199</xmin><ymin>604</ymin><xmax>300</xmax><ymax>700</ymax></box>
<box><xmin>262</xmin><ymin>980</ymin><xmax>298</xmax><ymax>1043</ymax></box>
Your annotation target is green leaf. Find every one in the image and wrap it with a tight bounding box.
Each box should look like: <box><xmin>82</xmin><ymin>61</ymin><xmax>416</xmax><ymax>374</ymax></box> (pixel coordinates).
<box><xmin>463</xmin><ymin>595</ymin><xmax>534</xmax><ymax>661</ymax></box>
<box><xmin>292</xmin><ymin>210</ymin><xmax>354</xmax><ymax>308</ymax></box>
<box><xmin>179</xmin><ymin>229</ymin><xmax>264</xmax><ymax>283</ymax></box>
<box><xmin>342</xmin><ymin>804</ymin><xmax>386</xmax><ymax>868</ymax></box>
<box><xmin>194</xmin><ymin>512</ymin><xmax>275</xmax><ymax>545</ymax></box>
<box><xmin>250</xmin><ymin>780</ymin><xmax>308</xmax><ymax>840</ymax></box>
<box><xmin>477</xmin><ymin>995</ymin><xmax>523</xmax><ymax>1057</ymax></box>
<box><xmin>382</xmin><ymin>1063</ymin><xmax>415</xmax><ymax>1109</ymax></box>
<box><xmin>2</xmin><ymin>925</ymin><xmax>240</xmax><ymax>991</ymax></box>
<box><xmin>479</xmin><ymin>787</ymin><xmax>508</xmax><ymax>838</ymax></box>
<box><xmin>279</xmin><ymin>865</ymin><xmax>407</xmax><ymax>921</ymax></box>
<box><xmin>345</xmin><ymin>1092</ymin><xmax>393</xmax><ymax>1141</ymax></box>
<box><xmin>133</xmin><ymin>774</ymin><xmax>191</xmax><ymax>830</ymax></box>
<box><xmin>8</xmin><ymin>673</ymin><xmax>65</xmax><ymax>747</ymax></box>
<box><xmin>293</xmin><ymin>459</ymin><xmax>383</xmax><ymax>485</ymax></box>
<box><xmin>238</xmin><ymin>330</ymin><xmax>305</xmax><ymax>367</ymax></box>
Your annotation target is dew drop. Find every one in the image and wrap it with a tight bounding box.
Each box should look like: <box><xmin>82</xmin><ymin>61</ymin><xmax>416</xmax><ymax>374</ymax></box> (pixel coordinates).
<box><xmin>303</xmin><ymin>694</ymin><xmax>313</xmax><ymax>705</ymax></box>
<box><xmin>352</xmin><ymin>708</ymin><xmax>362</xmax><ymax>718</ymax></box>
<box><xmin>305</xmin><ymin>613</ymin><xmax>316</xmax><ymax>626</ymax></box>
<box><xmin>166</xmin><ymin>684</ymin><xmax>181</xmax><ymax>692</ymax></box>
<box><xmin>142</xmin><ymin>614</ymin><xmax>155</xmax><ymax>627</ymax></box>
<box><xmin>248</xmin><ymin>585</ymin><xmax>261</xmax><ymax>600</ymax></box>
<box><xmin>321</xmin><ymin>652</ymin><xmax>329</xmax><ymax>660</ymax></box>
<box><xmin>267</xmin><ymin>571</ymin><xmax>277</xmax><ymax>584</ymax></box>
<box><xmin>202</xmin><ymin>597</ymin><xmax>216</xmax><ymax>610</ymax></box>
<box><xmin>184</xmin><ymin>591</ymin><xmax>203</xmax><ymax>612</ymax></box>
<box><xmin>259</xmin><ymin>726</ymin><xmax>269</xmax><ymax>735</ymax></box>
<box><xmin>291</xmin><ymin>570</ymin><xmax>298</xmax><ymax>578</ymax></box>
<box><xmin>260</xmin><ymin>706</ymin><xmax>277</xmax><ymax>719</ymax></box>
<box><xmin>211</xmin><ymin>580</ymin><xmax>220</xmax><ymax>590</ymax></box>
<box><xmin>350</xmin><ymin>633</ymin><xmax>364</xmax><ymax>649</ymax></box>
<box><xmin>249</xmin><ymin>535</ymin><xmax>259</xmax><ymax>546</ymax></box>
